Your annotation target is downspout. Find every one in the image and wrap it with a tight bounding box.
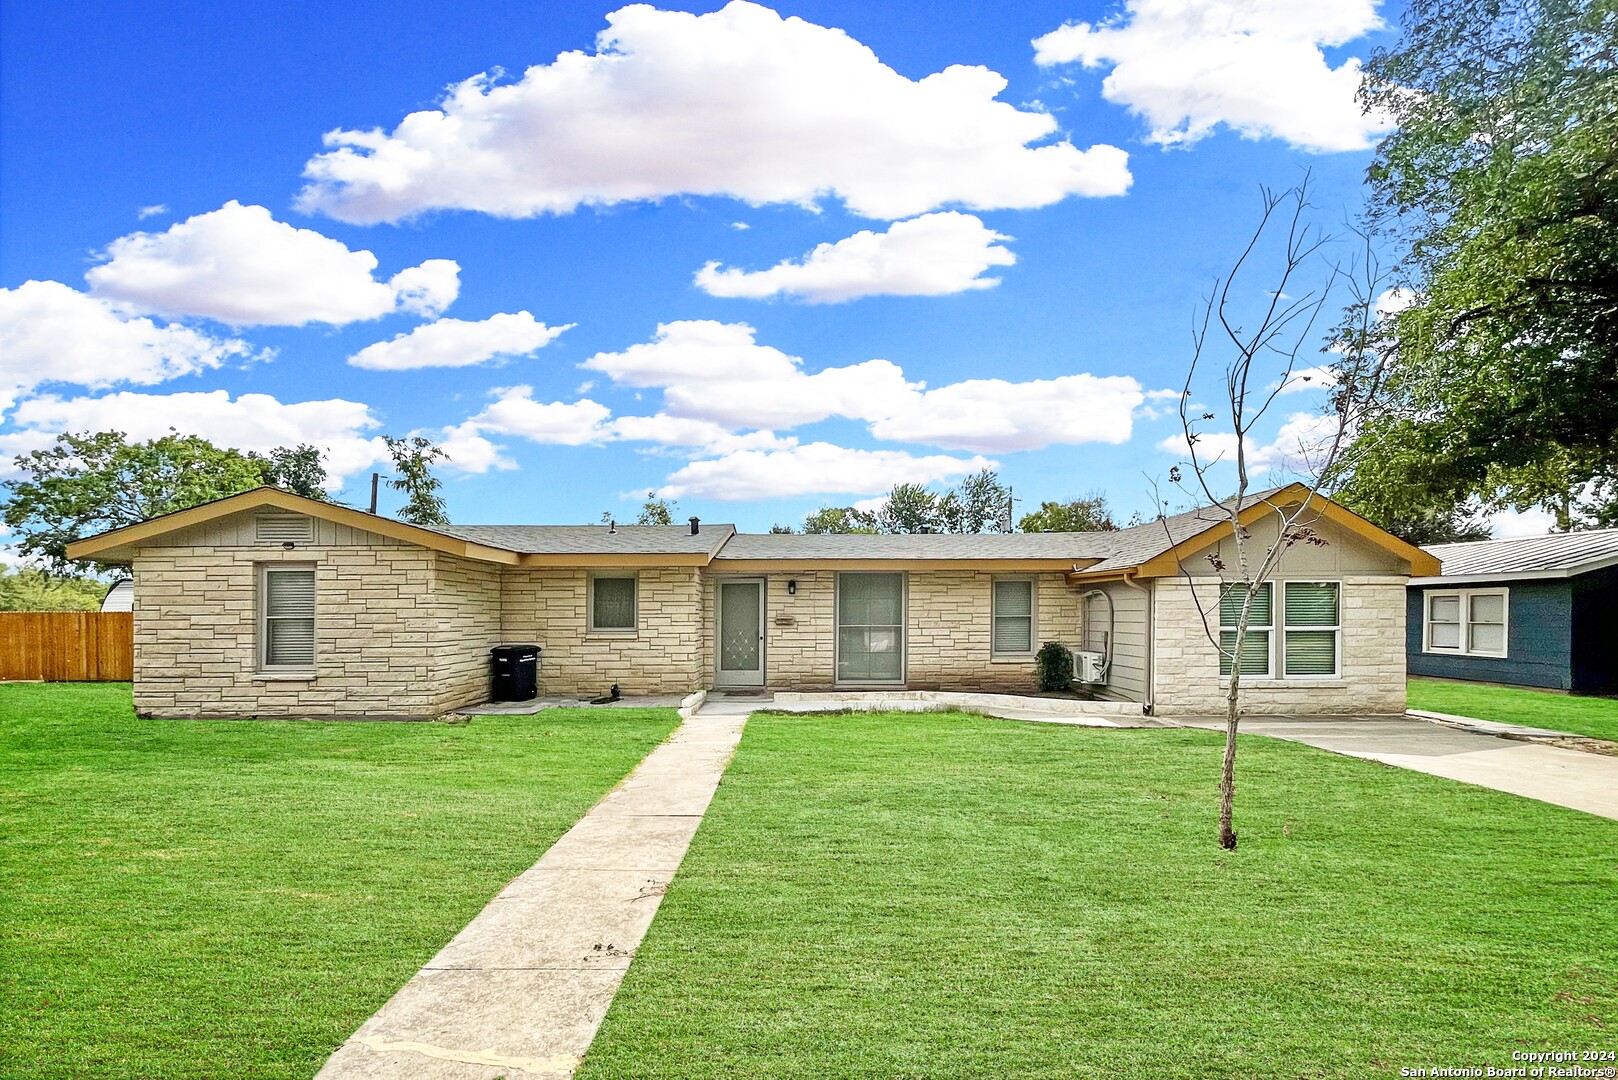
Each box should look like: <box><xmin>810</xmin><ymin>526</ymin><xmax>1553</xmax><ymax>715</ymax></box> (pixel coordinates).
<box><xmin>1120</xmin><ymin>569</ymin><xmax>1155</xmax><ymax>715</ymax></box>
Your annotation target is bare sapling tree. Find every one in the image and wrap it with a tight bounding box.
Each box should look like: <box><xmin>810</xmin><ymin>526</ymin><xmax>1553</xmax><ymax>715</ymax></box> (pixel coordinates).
<box><xmin>1163</xmin><ymin>176</ymin><xmax>1392</xmax><ymax>849</ymax></box>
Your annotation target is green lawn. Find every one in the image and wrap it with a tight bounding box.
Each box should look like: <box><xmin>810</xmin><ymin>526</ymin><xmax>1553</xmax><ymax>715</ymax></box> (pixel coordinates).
<box><xmin>1409</xmin><ymin>676</ymin><xmax>1618</xmax><ymax>742</ymax></box>
<box><xmin>0</xmin><ymin>683</ymin><xmax>677</xmax><ymax>1080</ymax></box>
<box><xmin>580</xmin><ymin>711</ymin><xmax>1618</xmax><ymax>1080</ymax></box>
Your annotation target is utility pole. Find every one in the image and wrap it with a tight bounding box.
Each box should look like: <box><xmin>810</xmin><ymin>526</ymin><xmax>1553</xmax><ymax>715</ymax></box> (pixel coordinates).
<box><xmin>369</xmin><ymin>472</ymin><xmax>380</xmax><ymax>514</ymax></box>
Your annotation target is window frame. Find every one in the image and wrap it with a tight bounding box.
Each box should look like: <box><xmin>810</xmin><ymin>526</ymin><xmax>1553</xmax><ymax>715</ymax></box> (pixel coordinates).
<box><xmin>1424</xmin><ymin>587</ymin><xmax>1509</xmax><ymax>659</ymax></box>
<box><xmin>588</xmin><ymin>572</ymin><xmax>639</xmax><ymax>635</ymax></box>
<box><xmin>259</xmin><ymin>563</ymin><xmax>317</xmax><ymax>672</ymax></box>
<box><xmin>1280</xmin><ymin>580</ymin><xmax>1341</xmax><ymax>679</ymax></box>
<box><xmin>833</xmin><ymin>571</ymin><xmax>907</xmax><ymax>686</ymax></box>
<box><xmin>989</xmin><ymin>575</ymin><xmax>1037</xmax><ymax>658</ymax></box>
<box><xmin>1218</xmin><ymin>581</ymin><xmax>1274</xmax><ymax>678</ymax></box>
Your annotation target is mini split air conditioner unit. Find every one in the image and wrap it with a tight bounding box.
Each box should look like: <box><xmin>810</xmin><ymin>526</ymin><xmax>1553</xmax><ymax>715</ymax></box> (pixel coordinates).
<box><xmin>1070</xmin><ymin>649</ymin><xmax>1107</xmax><ymax>685</ymax></box>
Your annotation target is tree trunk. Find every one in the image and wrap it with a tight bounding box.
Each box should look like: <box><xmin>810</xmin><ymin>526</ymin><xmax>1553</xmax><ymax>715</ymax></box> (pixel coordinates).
<box><xmin>1219</xmin><ymin>667</ymin><xmax>1240</xmax><ymax>849</ymax></box>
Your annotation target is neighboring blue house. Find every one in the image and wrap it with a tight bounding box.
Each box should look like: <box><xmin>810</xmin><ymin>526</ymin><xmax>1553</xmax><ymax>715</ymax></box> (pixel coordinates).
<box><xmin>1408</xmin><ymin>529</ymin><xmax>1618</xmax><ymax>694</ymax></box>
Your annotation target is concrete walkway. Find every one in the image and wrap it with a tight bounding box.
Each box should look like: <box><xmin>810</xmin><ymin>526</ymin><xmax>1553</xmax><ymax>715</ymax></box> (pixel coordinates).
<box><xmin>316</xmin><ymin>707</ymin><xmax>748</xmax><ymax>1080</ymax></box>
<box><xmin>1171</xmin><ymin>713</ymin><xmax>1618</xmax><ymax>821</ymax></box>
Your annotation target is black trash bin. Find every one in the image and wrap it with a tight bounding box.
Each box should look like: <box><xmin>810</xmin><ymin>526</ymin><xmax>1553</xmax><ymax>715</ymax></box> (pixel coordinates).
<box><xmin>490</xmin><ymin>644</ymin><xmax>541</xmax><ymax>702</ymax></box>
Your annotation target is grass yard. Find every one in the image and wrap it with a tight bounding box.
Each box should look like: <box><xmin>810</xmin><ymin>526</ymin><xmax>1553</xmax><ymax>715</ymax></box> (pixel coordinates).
<box><xmin>1409</xmin><ymin>676</ymin><xmax>1618</xmax><ymax>742</ymax></box>
<box><xmin>0</xmin><ymin>683</ymin><xmax>677</xmax><ymax>1080</ymax></box>
<box><xmin>580</xmin><ymin>710</ymin><xmax>1618</xmax><ymax>1080</ymax></box>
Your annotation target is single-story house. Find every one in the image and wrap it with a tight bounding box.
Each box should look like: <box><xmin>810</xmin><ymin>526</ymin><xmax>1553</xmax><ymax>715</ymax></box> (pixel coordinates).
<box><xmin>65</xmin><ymin>483</ymin><xmax>1437</xmax><ymax>719</ymax></box>
<box><xmin>1409</xmin><ymin>529</ymin><xmax>1618</xmax><ymax>694</ymax></box>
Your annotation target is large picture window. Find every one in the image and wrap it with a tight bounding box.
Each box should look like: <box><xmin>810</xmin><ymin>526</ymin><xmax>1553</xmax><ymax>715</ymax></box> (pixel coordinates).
<box><xmin>590</xmin><ymin>574</ymin><xmax>637</xmax><ymax>632</ymax></box>
<box><xmin>1424</xmin><ymin>589</ymin><xmax>1508</xmax><ymax>658</ymax></box>
<box><xmin>1218</xmin><ymin>582</ymin><xmax>1273</xmax><ymax>677</ymax></box>
<box><xmin>261</xmin><ymin>565</ymin><xmax>315</xmax><ymax>669</ymax></box>
<box><xmin>837</xmin><ymin>573</ymin><xmax>905</xmax><ymax>683</ymax></box>
<box><xmin>991</xmin><ymin>578</ymin><xmax>1034</xmax><ymax>655</ymax></box>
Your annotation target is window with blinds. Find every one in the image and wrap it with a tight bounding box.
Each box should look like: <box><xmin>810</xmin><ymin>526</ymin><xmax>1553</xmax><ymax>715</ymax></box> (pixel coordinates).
<box><xmin>1283</xmin><ymin>581</ymin><xmax>1340</xmax><ymax>677</ymax></box>
<box><xmin>836</xmin><ymin>573</ymin><xmax>904</xmax><ymax>683</ymax></box>
<box><xmin>262</xmin><ymin>566</ymin><xmax>316</xmax><ymax>668</ymax></box>
<box><xmin>590</xmin><ymin>575</ymin><xmax>637</xmax><ymax>632</ymax></box>
<box><xmin>991</xmin><ymin>578</ymin><xmax>1034</xmax><ymax>655</ymax></box>
<box><xmin>1424</xmin><ymin>588</ymin><xmax>1508</xmax><ymax>657</ymax></box>
<box><xmin>1218</xmin><ymin>582</ymin><xmax>1272</xmax><ymax>676</ymax></box>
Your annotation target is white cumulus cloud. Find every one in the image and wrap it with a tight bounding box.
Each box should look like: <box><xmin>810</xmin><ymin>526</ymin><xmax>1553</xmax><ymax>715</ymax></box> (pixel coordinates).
<box><xmin>0</xmin><ymin>390</ymin><xmax>389</xmax><ymax>483</ymax></box>
<box><xmin>1158</xmin><ymin>411</ymin><xmax>1343</xmax><ymax>475</ymax></box>
<box><xmin>463</xmin><ymin>387</ymin><xmax>614</xmax><ymax>446</ymax></box>
<box><xmin>1033</xmin><ymin>0</ymin><xmax>1391</xmax><ymax>152</ymax></box>
<box><xmin>695</xmin><ymin>212</ymin><xmax>1016</xmax><ymax>302</ymax></box>
<box><xmin>297</xmin><ymin>0</ymin><xmax>1130</xmax><ymax>224</ymax></box>
<box><xmin>581</xmin><ymin>320</ymin><xmax>1143</xmax><ymax>450</ymax></box>
<box><xmin>872</xmin><ymin>373</ymin><xmax>1143</xmax><ymax>452</ymax></box>
<box><xmin>85</xmin><ymin>201</ymin><xmax>460</xmax><ymax>326</ymax></box>
<box><xmin>0</xmin><ymin>280</ymin><xmax>255</xmax><ymax>417</ymax></box>
<box><xmin>348</xmin><ymin>312</ymin><xmax>573</xmax><ymax>370</ymax></box>
<box><xmin>655</xmin><ymin>442</ymin><xmax>995</xmax><ymax>501</ymax></box>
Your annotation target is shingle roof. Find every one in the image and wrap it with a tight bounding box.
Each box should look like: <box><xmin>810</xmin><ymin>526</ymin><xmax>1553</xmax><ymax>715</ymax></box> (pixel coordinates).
<box><xmin>1422</xmin><ymin>528</ymin><xmax>1618</xmax><ymax>579</ymax></box>
<box><xmin>430</xmin><ymin>523</ymin><xmax>735</xmax><ymax>556</ymax></box>
<box><xmin>712</xmin><ymin>531</ymin><xmax>1119</xmax><ymax>561</ymax></box>
<box><xmin>1076</xmin><ymin>486</ymin><xmax>1293</xmax><ymax>573</ymax></box>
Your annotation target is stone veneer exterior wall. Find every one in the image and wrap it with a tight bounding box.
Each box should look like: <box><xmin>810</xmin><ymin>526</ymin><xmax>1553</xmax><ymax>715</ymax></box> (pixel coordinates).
<box><xmin>1149</xmin><ymin>575</ymin><xmax>1408</xmax><ymax>715</ymax></box>
<box><xmin>501</xmin><ymin>566</ymin><xmax>704</xmax><ymax>696</ymax></box>
<box><xmin>706</xmin><ymin>570</ymin><xmax>1083</xmax><ymax>693</ymax></box>
<box><xmin>133</xmin><ymin>542</ymin><xmax>461</xmax><ymax>719</ymax></box>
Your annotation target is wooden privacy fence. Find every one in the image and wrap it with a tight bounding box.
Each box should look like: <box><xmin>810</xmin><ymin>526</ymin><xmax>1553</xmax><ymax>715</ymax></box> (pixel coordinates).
<box><xmin>0</xmin><ymin>612</ymin><xmax>134</xmax><ymax>681</ymax></box>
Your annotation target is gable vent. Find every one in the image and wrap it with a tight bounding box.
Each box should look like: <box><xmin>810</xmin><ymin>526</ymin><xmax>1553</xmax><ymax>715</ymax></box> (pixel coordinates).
<box><xmin>255</xmin><ymin>514</ymin><xmax>314</xmax><ymax>544</ymax></box>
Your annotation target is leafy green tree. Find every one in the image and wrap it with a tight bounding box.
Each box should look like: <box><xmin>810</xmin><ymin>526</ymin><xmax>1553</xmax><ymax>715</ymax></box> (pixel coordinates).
<box><xmin>948</xmin><ymin>469</ymin><xmax>1012</xmax><ymax>533</ymax></box>
<box><xmin>1348</xmin><ymin>0</ymin><xmax>1618</xmax><ymax>527</ymax></box>
<box><xmin>876</xmin><ymin>483</ymin><xmax>940</xmax><ymax>534</ymax></box>
<box><xmin>768</xmin><ymin>523</ymin><xmax>796</xmax><ymax>534</ymax></box>
<box><xmin>801</xmin><ymin>506</ymin><xmax>878</xmax><ymax>534</ymax></box>
<box><xmin>384</xmin><ymin>436</ymin><xmax>450</xmax><ymax>526</ymax></box>
<box><xmin>2</xmin><ymin>430</ymin><xmax>266</xmax><ymax>571</ymax></box>
<box><xmin>250</xmin><ymin>444</ymin><xmax>330</xmax><ymax>499</ymax></box>
<box><xmin>0</xmin><ymin>567</ymin><xmax>110</xmax><ymax>611</ymax></box>
<box><xmin>1018</xmin><ymin>493</ymin><xmax>1119</xmax><ymax>533</ymax></box>
<box><xmin>636</xmin><ymin>494</ymin><xmax>676</xmax><ymax>525</ymax></box>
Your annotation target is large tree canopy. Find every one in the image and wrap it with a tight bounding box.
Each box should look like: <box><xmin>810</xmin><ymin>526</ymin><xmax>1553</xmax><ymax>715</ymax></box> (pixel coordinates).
<box><xmin>2</xmin><ymin>431</ymin><xmax>269</xmax><ymax>571</ymax></box>
<box><xmin>1343</xmin><ymin>0</ymin><xmax>1618</xmax><ymax>530</ymax></box>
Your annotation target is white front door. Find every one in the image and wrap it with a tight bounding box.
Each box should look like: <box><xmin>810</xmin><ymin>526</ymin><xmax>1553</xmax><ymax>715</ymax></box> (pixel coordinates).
<box><xmin>716</xmin><ymin>578</ymin><xmax>766</xmax><ymax>687</ymax></box>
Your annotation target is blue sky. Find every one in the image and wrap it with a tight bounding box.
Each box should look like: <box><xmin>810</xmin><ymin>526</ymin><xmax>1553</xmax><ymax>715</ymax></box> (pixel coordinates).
<box><xmin>0</xmin><ymin>0</ymin><xmax>1408</xmax><ymax>533</ymax></box>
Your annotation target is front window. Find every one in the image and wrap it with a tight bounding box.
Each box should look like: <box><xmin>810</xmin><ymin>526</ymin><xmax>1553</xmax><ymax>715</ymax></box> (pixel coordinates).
<box><xmin>261</xmin><ymin>565</ymin><xmax>315</xmax><ymax>669</ymax></box>
<box><xmin>991</xmin><ymin>578</ymin><xmax>1034</xmax><ymax>655</ymax></box>
<box><xmin>1425</xmin><ymin>589</ymin><xmax>1508</xmax><ymax>658</ymax></box>
<box><xmin>1219</xmin><ymin>582</ymin><xmax>1273</xmax><ymax>676</ymax></box>
<box><xmin>1282</xmin><ymin>581</ymin><xmax>1340</xmax><ymax>677</ymax></box>
<box><xmin>837</xmin><ymin>572</ymin><xmax>905</xmax><ymax>683</ymax></box>
<box><xmin>590</xmin><ymin>574</ymin><xmax>637</xmax><ymax>632</ymax></box>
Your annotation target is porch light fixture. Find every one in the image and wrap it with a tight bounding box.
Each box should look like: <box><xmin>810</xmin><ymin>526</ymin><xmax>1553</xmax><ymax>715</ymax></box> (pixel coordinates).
<box><xmin>787</xmin><ymin>579</ymin><xmax>797</xmax><ymax>595</ymax></box>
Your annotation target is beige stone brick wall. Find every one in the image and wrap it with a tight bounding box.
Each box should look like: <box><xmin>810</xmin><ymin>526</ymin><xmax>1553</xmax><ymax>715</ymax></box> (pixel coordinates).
<box><xmin>133</xmin><ymin>544</ymin><xmax>445</xmax><ymax>718</ymax></box>
<box><xmin>707</xmin><ymin>570</ymin><xmax>1083</xmax><ymax>692</ymax></box>
<box><xmin>501</xmin><ymin>566</ymin><xmax>703</xmax><ymax>695</ymax></box>
<box><xmin>430</xmin><ymin>555</ymin><xmax>504</xmax><ymax>712</ymax></box>
<box><xmin>1150</xmin><ymin>575</ymin><xmax>1407</xmax><ymax>715</ymax></box>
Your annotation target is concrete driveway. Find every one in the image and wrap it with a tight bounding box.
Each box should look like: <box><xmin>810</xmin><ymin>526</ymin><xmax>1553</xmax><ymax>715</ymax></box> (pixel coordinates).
<box><xmin>1170</xmin><ymin>713</ymin><xmax>1618</xmax><ymax>821</ymax></box>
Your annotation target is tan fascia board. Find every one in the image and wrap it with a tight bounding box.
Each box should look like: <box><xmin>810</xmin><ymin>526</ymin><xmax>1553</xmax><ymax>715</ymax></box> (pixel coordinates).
<box><xmin>1126</xmin><ymin>484</ymin><xmax>1442</xmax><ymax>579</ymax></box>
<box><xmin>64</xmin><ymin>487</ymin><xmax>522</xmax><ymax>566</ymax></box>
<box><xmin>515</xmin><ymin>552</ymin><xmax>713</xmax><ymax>568</ymax></box>
<box><xmin>1065</xmin><ymin>567</ymin><xmax>1136</xmax><ymax>585</ymax></box>
<box><xmin>709</xmin><ymin>558</ymin><xmax>1103</xmax><ymax>573</ymax></box>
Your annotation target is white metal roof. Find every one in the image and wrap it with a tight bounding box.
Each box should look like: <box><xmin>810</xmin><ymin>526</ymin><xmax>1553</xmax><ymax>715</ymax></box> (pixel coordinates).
<box><xmin>1416</xmin><ymin>528</ymin><xmax>1618</xmax><ymax>583</ymax></box>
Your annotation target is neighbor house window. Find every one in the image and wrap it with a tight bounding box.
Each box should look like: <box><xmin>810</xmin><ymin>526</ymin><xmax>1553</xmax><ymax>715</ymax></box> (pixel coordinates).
<box><xmin>1282</xmin><ymin>581</ymin><xmax>1340</xmax><ymax>677</ymax></box>
<box><xmin>991</xmin><ymin>578</ymin><xmax>1035</xmax><ymax>655</ymax></box>
<box><xmin>1219</xmin><ymin>582</ymin><xmax>1273</xmax><ymax>677</ymax></box>
<box><xmin>590</xmin><ymin>574</ymin><xmax>637</xmax><ymax>632</ymax></box>
<box><xmin>1425</xmin><ymin>589</ymin><xmax>1508</xmax><ymax>658</ymax></box>
<box><xmin>261</xmin><ymin>565</ymin><xmax>315</xmax><ymax>669</ymax></box>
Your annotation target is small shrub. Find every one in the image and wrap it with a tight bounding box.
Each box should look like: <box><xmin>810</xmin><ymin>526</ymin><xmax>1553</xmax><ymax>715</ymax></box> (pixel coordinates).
<box><xmin>1035</xmin><ymin>641</ymin><xmax>1074</xmax><ymax>692</ymax></box>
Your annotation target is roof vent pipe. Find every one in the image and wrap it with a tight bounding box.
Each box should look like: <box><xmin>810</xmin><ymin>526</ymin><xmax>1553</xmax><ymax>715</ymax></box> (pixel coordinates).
<box><xmin>689</xmin><ymin>516</ymin><xmax>700</xmax><ymax>535</ymax></box>
<box><xmin>608</xmin><ymin>519</ymin><xmax>616</xmax><ymax>534</ymax></box>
